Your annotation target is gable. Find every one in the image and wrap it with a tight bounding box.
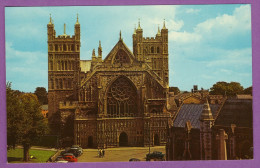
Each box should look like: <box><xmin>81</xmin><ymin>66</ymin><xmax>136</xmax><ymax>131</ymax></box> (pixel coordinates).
<box><xmin>103</xmin><ymin>40</ymin><xmax>137</xmax><ymax>65</ymax></box>
<box><xmin>183</xmin><ymin>96</ymin><xmax>203</xmax><ymax>104</ymax></box>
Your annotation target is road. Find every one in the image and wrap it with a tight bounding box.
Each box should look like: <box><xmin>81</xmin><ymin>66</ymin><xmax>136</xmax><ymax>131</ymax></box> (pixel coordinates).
<box><xmin>77</xmin><ymin>146</ymin><xmax>165</xmax><ymax>162</ymax></box>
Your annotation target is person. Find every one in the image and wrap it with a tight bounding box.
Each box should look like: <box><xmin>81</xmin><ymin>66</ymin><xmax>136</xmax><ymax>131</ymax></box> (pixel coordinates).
<box><xmin>102</xmin><ymin>149</ymin><xmax>105</xmax><ymax>157</ymax></box>
<box><xmin>98</xmin><ymin>148</ymin><xmax>101</xmax><ymax>157</ymax></box>
<box><xmin>100</xmin><ymin>149</ymin><xmax>103</xmax><ymax>157</ymax></box>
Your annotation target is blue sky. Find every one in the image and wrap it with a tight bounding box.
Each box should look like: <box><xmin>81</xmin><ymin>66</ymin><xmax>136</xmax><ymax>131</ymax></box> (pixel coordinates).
<box><xmin>5</xmin><ymin>5</ymin><xmax>252</xmax><ymax>92</ymax></box>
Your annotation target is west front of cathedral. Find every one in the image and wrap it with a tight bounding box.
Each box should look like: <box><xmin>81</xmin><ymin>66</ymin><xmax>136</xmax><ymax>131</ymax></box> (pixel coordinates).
<box><xmin>47</xmin><ymin>16</ymin><xmax>172</xmax><ymax>148</ymax></box>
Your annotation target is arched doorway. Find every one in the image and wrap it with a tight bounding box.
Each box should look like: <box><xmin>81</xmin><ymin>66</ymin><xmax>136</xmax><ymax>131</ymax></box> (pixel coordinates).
<box><xmin>119</xmin><ymin>132</ymin><xmax>128</xmax><ymax>147</ymax></box>
<box><xmin>154</xmin><ymin>134</ymin><xmax>160</xmax><ymax>146</ymax></box>
<box><xmin>88</xmin><ymin>136</ymin><xmax>93</xmax><ymax>148</ymax></box>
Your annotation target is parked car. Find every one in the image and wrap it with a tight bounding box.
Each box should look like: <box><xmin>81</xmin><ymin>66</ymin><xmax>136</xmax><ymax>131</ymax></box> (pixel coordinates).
<box><xmin>129</xmin><ymin>158</ymin><xmax>141</xmax><ymax>161</ymax></box>
<box><xmin>146</xmin><ymin>151</ymin><xmax>165</xmax><ymax>161</ymax></box>
<box><xmin>63</xmin><ymin>155</ymin><xmax>78</xmax><ymax>162</ymax></box>
<box><xmin>68</xmin><ymin>148</ymin><xmax>81</xmax><ymax>157</ymax></box>
<box><xmin>60</xmin><ymin>147</ymin><xmax>72</xmax><ymax>156</ymax></box>
<box><xmin>54</xmin><ymin>156</ymin><xmax>68</xmax><ymax>163</ymax></box>
<box><xmin>71</xmin><ymin>145</ymin><xmax>83</xmax><ymax>154</ymax></box>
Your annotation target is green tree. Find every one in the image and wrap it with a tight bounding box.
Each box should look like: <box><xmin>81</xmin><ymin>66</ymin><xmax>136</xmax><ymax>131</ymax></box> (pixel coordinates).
<box><xmin>243</xmin><ymin>86</ymin><xmax>252</xmax><ymax>95</ymax></box>
<box><xmin>34</xmin><ymin>87</ymin><xmax>48</xmax><ymax>105</ymax></box>
<box><xmin>7</xmin><ymin>82</ymin><xmax>23</xmax><ymax>149</ymax></box>
<box><xmin>169</xmin><ymin>87</ymin><xmax>180</xmax><ymax>95</ymax></box>
<box><xmin>7</xmin><ymin>83</ymin><xmax>49</xmax><ymax>162</ymax></box>
<box><xmin>210</xmin><ymin>81</ymin><xmax>244</xmax><ymax>96</ymax></box>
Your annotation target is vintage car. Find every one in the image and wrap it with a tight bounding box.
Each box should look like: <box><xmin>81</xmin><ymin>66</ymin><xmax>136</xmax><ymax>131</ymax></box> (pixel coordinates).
<box><xmin>63</xmin><ymin>154</ymin><xmax>78</xmax><ymax>162</ymax></box>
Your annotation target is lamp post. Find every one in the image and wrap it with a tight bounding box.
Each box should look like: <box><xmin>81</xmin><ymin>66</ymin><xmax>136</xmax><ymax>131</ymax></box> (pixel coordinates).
<box><xmin>149</xmin><ymin>120</ymin><xmax>151</xmax><ymax>154</ymax></box>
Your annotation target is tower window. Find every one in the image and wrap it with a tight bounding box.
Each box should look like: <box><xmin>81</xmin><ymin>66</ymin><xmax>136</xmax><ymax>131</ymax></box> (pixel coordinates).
<box><xmin>49</xmin><ymin>44</ymin><xmax>53</xmax><ymax>51</ymax></box>
<box><xmin>55</xmin><ymin>44</ymin><xmax>58</xmax><ymax>51</ymax></box>
<box><xmin>59</xmin><ymin>79</ymin><xmax>63</xmax><ymax>89</ymax></box>
<box><xmin>151</xmin><ymin>47</ymin><xmax>154</xmax><ymax>53</ymax></box>
<box><xmin>63</xmin><ymin>44</ymin><xmax>67</xmax><ymax>51</ymax></box>
<box><xmin>157</xmin><ymin>47</ymin><xmax>160</xmax><ymax>53</ymax></box>
<box><xmin>50</xmin><ymin>78</ymin><xmax>54</xmax><ymax>89</ymax></box>
<box><xmin>50</xmin><ymin>60</ymin><xmax>53</xmax><ymax>70</ymax></box>
<box><xmin>71</xmin><ymin>44</ymin><xmax>75</xmax><ymax>51</ymax></box>
<box><xmin>65</xmin><ymin>61</ymin><xmax>67</xmax><ymax>70</ymax></box>
<box><xmin>55</xmin><ymin>79</ymin><xmax>58</xmax><ymax>89</ymax></box>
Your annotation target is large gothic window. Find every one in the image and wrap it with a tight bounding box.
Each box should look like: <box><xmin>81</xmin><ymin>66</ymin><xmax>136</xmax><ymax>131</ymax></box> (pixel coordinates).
<box><xmin>114</xmin><ymin>49</ymin><xmax>130</xmax><ymax>64</ymax></box>
<box><xmin>107</xmin><ymin>77</ymin><xmax>137</xmax><ymax>117</ymax></box>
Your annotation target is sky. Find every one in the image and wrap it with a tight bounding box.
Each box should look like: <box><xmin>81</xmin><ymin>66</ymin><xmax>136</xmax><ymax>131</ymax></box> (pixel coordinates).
<box><xmin>5</xmin><ymin>4</ymin><xmax>252</xmax><ymax>92</ymax></box>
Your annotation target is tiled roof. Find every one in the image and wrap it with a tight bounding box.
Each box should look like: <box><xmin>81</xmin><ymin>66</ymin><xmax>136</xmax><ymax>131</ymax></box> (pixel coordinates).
<box><xmin>214</xmin><ymin>99</ymin><xmax>252</xmax><ymax>128</ymax></box>
<box><xmin>173</xmin><ymin>104</ymin><xmax>220</xmax><ymax>129</ymax></box>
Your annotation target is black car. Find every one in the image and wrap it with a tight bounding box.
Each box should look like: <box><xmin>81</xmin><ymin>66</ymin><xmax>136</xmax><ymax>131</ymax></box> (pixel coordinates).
<box><xmin>67</xmin><ymin>148</ymin><xmax>81</xmax><ymax>157</ymax></box>
<box><xmin>71</xmin><ymin>145</ymin><xmax>83</xmax><ymax>155</ymax></box>
<box><xmin>129</xmin><ymin>158</ymin><xmax>141</xmax><ymax>161</ymax></box>
<box><xmin>146</xmin><ymin>151</ymin><xmax>165</xmax><ymax>161</ymax></box>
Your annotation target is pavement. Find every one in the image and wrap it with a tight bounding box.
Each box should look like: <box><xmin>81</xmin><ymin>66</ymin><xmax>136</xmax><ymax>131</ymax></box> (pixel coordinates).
<box><xmin>77</xmin><ymin>146</ymin><xmax>166</xmax><ymax>162</ymax></box>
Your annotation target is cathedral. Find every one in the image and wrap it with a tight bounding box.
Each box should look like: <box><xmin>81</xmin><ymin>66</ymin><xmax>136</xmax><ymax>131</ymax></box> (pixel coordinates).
<box><xmin>47</xmin><ymin>15</ymin><xmax>172</xmax><ymax>148</ymax></box>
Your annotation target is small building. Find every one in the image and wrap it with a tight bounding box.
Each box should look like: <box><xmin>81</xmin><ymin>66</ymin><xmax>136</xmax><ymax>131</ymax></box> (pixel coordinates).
<box><xmin>40</xmin><ymin>105</ymin><xmax>48</xmax><ymax>118</ymax></box>
<box><xmin>166</xmin><ymin>96</ymin><xmax>253</xmax><ymax>160</ymax></box>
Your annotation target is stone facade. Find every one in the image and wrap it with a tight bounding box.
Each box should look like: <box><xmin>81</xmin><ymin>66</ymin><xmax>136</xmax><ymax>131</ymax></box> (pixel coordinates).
<box><xmin>47</xmin><ymin>16</ymin><xmax>171</xmax><ymax>148</ymax></box>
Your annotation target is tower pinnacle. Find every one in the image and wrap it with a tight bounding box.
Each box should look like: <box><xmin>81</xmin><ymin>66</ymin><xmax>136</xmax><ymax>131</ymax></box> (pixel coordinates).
<box><xmin>163</xmin><ymin>19</ymin><xmax>166</xmax><ymax>29</ymax></box>
<box><xmin>48</xmin><ymin>14</ymin><xmax>52</xmax><ymax>24</ymax></box>
<box><xmin>200</xmin><ymin>99</ymin><xmax>214</xmax><ymax>121</ymax></box>
<box><xmin>119</xmin><ymin>30</ymin><xmax>122</xmax><ymax>40</ymax></box>
<box><xmin>137</xmin><ymin>18</ymin><xmax>142</xmax><ymax>30</ymax></box>
<box><xmin>76</xmin><ymin>13</ymin><xmax>79</xmax><ymax>24</ymax></box>
<box><xmin>157</xmin><ymin>24</ymin><xmax>161</xmax><ymax>35</ymax></box>
<box><xmin>64</xmin><ymin>23</ymin><xmax>66</xmax><ymax>35</ymax></box>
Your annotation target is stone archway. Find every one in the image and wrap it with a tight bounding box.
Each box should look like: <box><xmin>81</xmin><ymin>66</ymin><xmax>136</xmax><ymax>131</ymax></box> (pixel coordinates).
<box><xmin>154</xmin><ymin>133</ymin><xmax>160</xmax><ymax>146</ymax></box>
<box><xmin>88</xmin><ymin>136</ymin><xmax>93</xmax><ymax>148</ymax></box>
<box><xmin>119</xmin><ymin>132</ymin><xmax>128</xmax><ymax>147</ymax></box>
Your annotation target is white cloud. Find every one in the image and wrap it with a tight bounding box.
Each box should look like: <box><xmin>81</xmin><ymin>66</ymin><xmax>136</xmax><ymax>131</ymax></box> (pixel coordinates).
<box><xmin>186</xmin><ymin>8</ymin><xmax>201</xmax><ymax>14</ymax></box>
<box><xmin>194</xmin><ymin>5</ymin><xmax>251</xmax><ymax>40</ymax></box>
<box><xmin>206</xmin><ymin>48</ymin><xmax>252</xmax><ymax>68</ymax></box>
<box><xmin>6</xmin><ymin>42</ymin><xmax>46</xmax><ymax>64</ymax></box>
<box><xmin>169</xmin><ymin>31</ymin><xmax>201</xmax><ymax>43</ymax></box>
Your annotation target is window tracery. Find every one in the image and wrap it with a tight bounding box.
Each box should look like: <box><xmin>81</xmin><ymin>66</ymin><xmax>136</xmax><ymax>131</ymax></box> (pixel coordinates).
<box><xmin>107</xmin><ymin>77</ymin><xmax>137</xmax><ymax>117</ymax></box>
<box><xmin>114</xmin><ymin>50</ymin><xmax>130</xmax><ymax>64</ymax></box>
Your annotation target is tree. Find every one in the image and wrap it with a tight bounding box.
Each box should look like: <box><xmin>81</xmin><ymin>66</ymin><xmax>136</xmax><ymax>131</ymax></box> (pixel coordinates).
<box><xmin>243</xmin><ymin>86</ymin><xmax>252</xmax><ymax>95</ymax></box>
<box><xmin>34</xmin><ymin>87</ymin><xmax>48</xmax><ymax>105</ymax></box>
<box><xmin>7</xmin><ymin>82</ymin><xmax>23</xmax><ymax>149</ymax></box>
<box><xmin>210</xmin><ymin>81</ymin><xmax>244</xmax><ymax>96</ymax></box>
<box><xmin>7</xmin><ymin>83</ymin><xmax>49</xmax><ymax>162</ymax></box>
<box><xmin>169</xmin><ymin>87</ymin><xmax>180</xmax><ymax>95</ymax></box>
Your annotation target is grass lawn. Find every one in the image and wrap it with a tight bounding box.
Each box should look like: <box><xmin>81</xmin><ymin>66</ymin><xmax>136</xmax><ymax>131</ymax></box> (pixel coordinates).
<box><xmin>7</xmin><ymin>148</ymin><xmax>56</xmax><ymax>163</ymax></box>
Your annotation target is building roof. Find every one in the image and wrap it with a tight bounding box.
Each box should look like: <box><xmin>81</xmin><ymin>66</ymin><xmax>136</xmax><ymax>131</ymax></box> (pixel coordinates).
<box><xmin>173</xmin><ymin>104</ymin><xmax>220</xmax><ymax>129</ymax></box>
<box><xmin>80</xmin><ymin>60</ymin><xmax>92</xmax><ymax>73</ymax></box>
<box><xmin>214</xmin><ymin>99</ymin><xmax>252</xmax><ymax>128</ymax></box>
<box><xmin>236</xmin><ymin>94</ymin><xmax>252</xmax><ymax>99</ymax></box>
<box><xmin>40</xmin><ymin>104</ymin><xmax>48</xmax><ymax>111</ymax></box>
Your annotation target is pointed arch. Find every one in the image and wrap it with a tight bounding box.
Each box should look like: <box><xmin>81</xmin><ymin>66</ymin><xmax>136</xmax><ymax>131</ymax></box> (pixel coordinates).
<box><xmin>106</xmin><ymin>76</ymin><xmax>138</xmax><ymax>118</ymax></box>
